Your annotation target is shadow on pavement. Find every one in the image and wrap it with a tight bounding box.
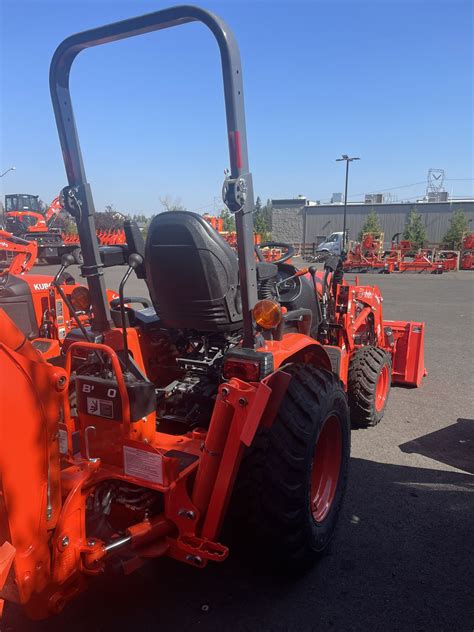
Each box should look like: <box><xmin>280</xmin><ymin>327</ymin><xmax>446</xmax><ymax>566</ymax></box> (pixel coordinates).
<box><xmin>400</xmin><ymin>418</ymin><xmax>474</xmax><ymax>474</ymax></box>
<box><xmin>5</xmin><ymin>457</ymin><xmax>473</xmax><ymax>632</ymax></box>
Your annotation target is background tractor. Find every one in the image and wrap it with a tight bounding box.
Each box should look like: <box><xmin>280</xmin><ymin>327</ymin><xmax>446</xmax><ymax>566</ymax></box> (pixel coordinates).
<box><xmin>0</xmin><ymin>232</ymin><xmax>118</xmax><ymax>357</ymax></box>
<box><xmin>3</xmin><ymin>194</ymin><xmax>82</xmax><ymax>263</ymax></box>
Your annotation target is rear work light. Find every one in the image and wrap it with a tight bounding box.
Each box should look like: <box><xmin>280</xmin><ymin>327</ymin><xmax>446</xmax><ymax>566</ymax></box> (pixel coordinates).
<box><xmin>222</xmin><ymin>348</ymin><xmax>274</xmax><ymax>382</ymax></box>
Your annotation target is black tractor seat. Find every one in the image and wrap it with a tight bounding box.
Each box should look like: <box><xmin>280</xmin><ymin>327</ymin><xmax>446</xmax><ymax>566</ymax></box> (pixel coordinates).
<box><xmin>145</xmin><ymin>211</ymin><xmax>243</xmax><ymax>332</ymax></box>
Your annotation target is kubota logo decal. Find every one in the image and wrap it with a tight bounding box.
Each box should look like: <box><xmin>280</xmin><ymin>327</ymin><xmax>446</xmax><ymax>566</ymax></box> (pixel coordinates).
<box><xmin>33</xmin><ymin>283</ymin><xmax>51</xmax><ymax>291</ymax></box>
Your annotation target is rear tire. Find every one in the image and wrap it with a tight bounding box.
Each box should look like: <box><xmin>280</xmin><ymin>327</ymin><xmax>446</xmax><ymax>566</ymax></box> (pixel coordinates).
<box><xmin>233</xmin><ymin>364</ymin><xmax>350</xmax><ymax>572</ymax></box>
<box><xmin>348</xmin><ymin>346</ymin><xmax>392</xmax><ymax>428</ymax></box>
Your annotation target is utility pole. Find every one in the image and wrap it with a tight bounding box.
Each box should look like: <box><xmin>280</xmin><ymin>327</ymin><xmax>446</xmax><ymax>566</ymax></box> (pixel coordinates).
<box><xmin>336</xmin><ymin>155</ymin><xmax>360</xmax><ymax>253</ymax></box>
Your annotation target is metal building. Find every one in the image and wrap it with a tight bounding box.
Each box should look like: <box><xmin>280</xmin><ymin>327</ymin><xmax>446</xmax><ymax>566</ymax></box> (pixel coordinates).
<box><xmin>271</xmin><ymin>197</ymin><xmax>474</xmax><ymax>246</ymax></box>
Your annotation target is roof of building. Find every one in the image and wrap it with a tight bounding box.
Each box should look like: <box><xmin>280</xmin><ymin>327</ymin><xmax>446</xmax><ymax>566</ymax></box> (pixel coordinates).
<box><xmin>271</xmin><ymin>197</ymin><xmax>474</xmax><ymax>208</ymax></box>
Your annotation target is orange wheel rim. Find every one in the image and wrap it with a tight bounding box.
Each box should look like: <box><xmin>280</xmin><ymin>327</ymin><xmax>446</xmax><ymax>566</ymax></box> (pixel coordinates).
<box><xmin>375</xmin><ymin>365</ymin><xmax>389</xmax><ymax>412</ymax></box>
<box><xmin>310</xmin><ymin>414</ymin><xmax>342</xmax><ymax>523</ymax></box>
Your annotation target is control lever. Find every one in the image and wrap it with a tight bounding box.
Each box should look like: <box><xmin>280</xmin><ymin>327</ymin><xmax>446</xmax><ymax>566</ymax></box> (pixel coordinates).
<box><xmin>54</xmin><ymin>253</ymin><xmax>75</xmax><ymax>284</ymax></box>
<box><xmin>119</xmin><ymin>253</ymin><xmax>144</xmax><ymax>372</ymax></box>
<box><xmin>275</xmin><ymin>267</ymin><xmax>309</xmax><ymax>287</ymax></box>
<box><xmin>329</xmin><ymin>255</ymin><xmax>344</xmax><ymax>293</ymax></box>
<box><xmin>51</xmin><ymin>253</ymin><xmax>93</xmax><ymax>342</ymax></box>
<box><xmin>308</xmin><ymin>266</ymin><xmax>323</xmax><ymax>323</ymax></box>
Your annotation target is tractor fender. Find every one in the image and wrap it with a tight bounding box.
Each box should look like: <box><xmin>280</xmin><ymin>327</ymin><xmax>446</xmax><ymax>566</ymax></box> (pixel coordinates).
<box><xmin>257</xmin><ymin>338</ymin><xmax>333</xmax><ymax>431</ymax></box>
<box><xmin>260</xmin><ymin>334</ymin><xmax>332</xmax><ymax>373</ymax></box>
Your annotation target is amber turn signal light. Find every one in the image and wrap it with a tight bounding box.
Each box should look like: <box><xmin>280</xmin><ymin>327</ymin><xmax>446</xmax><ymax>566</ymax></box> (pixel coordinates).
<box><xmin>252</xmin><ymin>299</ymin><xmax>282</xmax><ymax>330</ymax></box>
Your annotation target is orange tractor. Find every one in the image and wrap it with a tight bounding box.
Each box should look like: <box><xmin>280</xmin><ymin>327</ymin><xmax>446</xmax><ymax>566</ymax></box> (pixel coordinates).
<box><xmin>0</xmin><ymin>231</ymin><xmax>119</xmax><ymax>357</ymax></box>
<box><xmin>4</xmin><ymin>194</ymin><xmax>83</xmax><ymax>263</ymax></box>
<box><xmin>0</xmin><ymin>5</ymin><xmax>425</xmax><ymax>621</ymax></box>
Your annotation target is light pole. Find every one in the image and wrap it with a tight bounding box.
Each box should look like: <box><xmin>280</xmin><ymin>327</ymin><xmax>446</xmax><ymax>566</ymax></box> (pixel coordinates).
<box><xmin>0</xmin><ymin>166</ymin><xmax>16</xmax><ymax>178</ymax></box>
<box><xmin>336</xmin><ymin>155</ymin><xmax>359</xmax><ymax>253</ymax></box>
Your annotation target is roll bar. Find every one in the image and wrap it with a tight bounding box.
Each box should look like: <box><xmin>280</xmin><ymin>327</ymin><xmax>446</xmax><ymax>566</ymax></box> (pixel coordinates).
<box><xmin>50</xmin><ymin>5</ymin><xmax>257</xmax><ymax>345</ymax></box>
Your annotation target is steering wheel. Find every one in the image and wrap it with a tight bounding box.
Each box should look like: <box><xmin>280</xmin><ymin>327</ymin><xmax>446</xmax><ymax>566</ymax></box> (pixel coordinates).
<box><xmin>255</xmin><ymin>241</ymin><xmax>295</xmax><ymax>264</ymax></box>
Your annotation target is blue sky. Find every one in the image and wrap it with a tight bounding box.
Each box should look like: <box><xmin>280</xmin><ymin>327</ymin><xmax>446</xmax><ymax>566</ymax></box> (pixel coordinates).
<box><xmin>1</xmin><ymin>0</ymin><xmax>472</xmax><ymax>215</ymax></box>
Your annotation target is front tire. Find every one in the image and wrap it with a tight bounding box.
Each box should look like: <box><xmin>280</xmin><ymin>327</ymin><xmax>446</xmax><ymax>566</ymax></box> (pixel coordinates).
<box><xmin>234</xmin><ymin>364</ymin><xmax>350</xmax><ymax>572</ymax></box>
<box><xmin>348</xmin><ymin>346</ymin><xmax>392</xmax><ymax>428</ymax></box>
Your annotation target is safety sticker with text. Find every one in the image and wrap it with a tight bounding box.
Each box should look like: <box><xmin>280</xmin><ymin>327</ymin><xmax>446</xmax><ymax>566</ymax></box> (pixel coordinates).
<box><xmin>123</xmin><ymin>445</ymin><xmax>163</xmax><ymax>485</ymax></box>
<box><xmin>87</xmin><ymin>397</ymin><xmax>114</xmax><ymax>418</ymax></box>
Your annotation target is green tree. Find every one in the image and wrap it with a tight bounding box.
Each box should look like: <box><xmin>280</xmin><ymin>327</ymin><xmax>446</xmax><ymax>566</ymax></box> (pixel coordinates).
<box><xmin>219</xmin><ymin>206</ymin><xmax>235</xmax><ymax>232</ymax></box>
<box><xmin>403</xmin><ymin>208</ymin><xmax>427</xmax><ymax>247</ymax></box>
<box><xmin>253</xmin><ymin>196</ymin><xmax>271</xmax><ymax>240</ymax></box>
<box><xmin>358</xmin><ymin>208</ymin><xmax>381</xmax><ymax>241</ymax></box>
<box><xmin>262</xmin><ymin>198</ymin><xmax>272</xmax><ymax>234</ymax></box>
<box><xmin>441</xmin><ymin>209</ymin><xmax>469</xmax><ymax>250</ymax></box>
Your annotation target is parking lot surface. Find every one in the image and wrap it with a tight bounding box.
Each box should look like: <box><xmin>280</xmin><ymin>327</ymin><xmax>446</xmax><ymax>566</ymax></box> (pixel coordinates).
<box><xmin>4</xmin><ymin>264</ymin><xmax>473</xmax><ymax>632</ymax></box>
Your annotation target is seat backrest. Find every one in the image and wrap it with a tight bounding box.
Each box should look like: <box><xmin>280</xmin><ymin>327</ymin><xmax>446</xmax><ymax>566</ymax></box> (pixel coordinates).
<box><xmin>124</xmin><ymin>219</ymin><xmax>146</xmax><ymax>279</ymax></box>
<box><xmin>145</xmin><ymin>211</ymin><xmax>242</xmax><ymax>332</ymax></box>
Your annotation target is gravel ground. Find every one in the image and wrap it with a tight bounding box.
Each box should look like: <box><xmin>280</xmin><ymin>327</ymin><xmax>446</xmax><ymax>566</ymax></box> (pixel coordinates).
<box><xmin>3</xmin><ymin>264</ymin><xmax>473</xmax><ymax>632</ymax></box>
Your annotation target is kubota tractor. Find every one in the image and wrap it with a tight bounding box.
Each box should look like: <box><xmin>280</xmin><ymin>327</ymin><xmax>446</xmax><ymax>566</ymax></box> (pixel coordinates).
<box><xmin>0</xmin><ymin>232</ymin><xmax>119</xmax><ymax>357</ymax></box>
<box><xmin>4</xmin><ymin>194</ymin><xmax>45</xmax><ymax>232</ymax></box>
<box><xmin>4</xmin><ymin>194</ymin><xmax>82</xmax><ymax>263</ymax></box>
<box><xmin>0</xmin><ymin>6</ymin><xmax>425</xmax><ymax>621</ymax></box>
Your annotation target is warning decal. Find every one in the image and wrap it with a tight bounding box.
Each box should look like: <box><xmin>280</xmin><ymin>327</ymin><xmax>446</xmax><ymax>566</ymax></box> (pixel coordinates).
<box><xmin>123</xmin><ymin>445</ymin><xmax>163</xmax><ymax>485</ymax></box>
<box><xmin>87</xmin><ymin>397</ymin><xmax>114</xmax><ymax>418</ymax></box>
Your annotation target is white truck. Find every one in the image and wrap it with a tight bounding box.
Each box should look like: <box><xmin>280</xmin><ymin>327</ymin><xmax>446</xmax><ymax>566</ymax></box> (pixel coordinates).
<box><xmin>315</xmin><ymin>231</ymin><xmax>345</xmax><ymax>258</ymax></box>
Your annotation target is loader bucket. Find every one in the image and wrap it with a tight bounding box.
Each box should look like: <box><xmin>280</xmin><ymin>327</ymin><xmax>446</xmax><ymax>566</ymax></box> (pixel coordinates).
<box><xmin>384</xmin><ymin>320</ymin><xmax>426</xmax><ymax>387</ymax></box>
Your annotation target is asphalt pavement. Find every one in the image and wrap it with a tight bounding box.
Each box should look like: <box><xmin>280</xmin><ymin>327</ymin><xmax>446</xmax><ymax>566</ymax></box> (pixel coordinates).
<box><xmin>3</xmin><ymin>263</ymin><xmax>474</xmax><ymax>632</ymax></box>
